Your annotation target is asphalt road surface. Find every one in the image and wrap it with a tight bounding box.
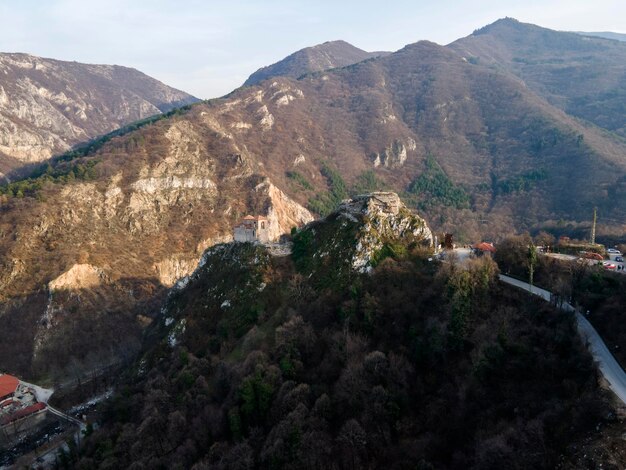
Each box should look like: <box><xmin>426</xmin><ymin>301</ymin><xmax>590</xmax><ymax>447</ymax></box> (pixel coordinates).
<box><xmin>499</xmin><ymin>274</ymin><xmax>626</xmax><ymax>405</ymax></box>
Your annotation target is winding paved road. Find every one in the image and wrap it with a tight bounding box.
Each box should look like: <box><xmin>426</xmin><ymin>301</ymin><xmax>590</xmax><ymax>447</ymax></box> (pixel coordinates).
<box><xmin>499</xmin><ymin>274</ymin><xmax>626</xmax><ymax>405</ymax></box>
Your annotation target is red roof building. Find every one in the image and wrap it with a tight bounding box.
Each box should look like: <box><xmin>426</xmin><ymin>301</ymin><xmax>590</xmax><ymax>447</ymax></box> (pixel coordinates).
<box><xmin>0</xmin><ymin>374</ymin><xmax>19</xmax><ymax>401</ymax></box>
<box><xmin>473</xmin><ymin>242</ymin><xmax>496</xmax><ymax>253</ymax></box>
<box><xmin>0</xmin><ymin>402</ymin><xmax>46</xmax><ymax>425</ymax></box>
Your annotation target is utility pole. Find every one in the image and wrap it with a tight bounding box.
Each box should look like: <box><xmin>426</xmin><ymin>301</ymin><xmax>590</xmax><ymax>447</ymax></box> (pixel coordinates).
<box><xmin>591</xmin><ymin>207</ymin><xmax>597</xmax><ymax>245</ymax></box>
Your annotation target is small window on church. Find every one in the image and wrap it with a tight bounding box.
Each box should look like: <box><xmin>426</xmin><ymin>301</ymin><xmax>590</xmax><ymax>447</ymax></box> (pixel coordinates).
<box><xmin>261</xmin><ymin>222</ymin><xmax>265</xmax><ymax>229</ymax></box>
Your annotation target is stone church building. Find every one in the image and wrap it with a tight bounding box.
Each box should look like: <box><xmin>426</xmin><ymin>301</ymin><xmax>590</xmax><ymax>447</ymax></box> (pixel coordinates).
<box><xmin>233</xmin><ymin>215</ymin><xmax>270</xmax><ymax>243</ymax></box>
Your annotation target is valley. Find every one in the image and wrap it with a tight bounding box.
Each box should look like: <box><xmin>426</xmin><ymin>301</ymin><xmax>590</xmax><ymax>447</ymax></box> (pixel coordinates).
<box><xmin>0</xmin><ymin>14</ymin><xmax>625</xmax><ymax>469</ymax></box>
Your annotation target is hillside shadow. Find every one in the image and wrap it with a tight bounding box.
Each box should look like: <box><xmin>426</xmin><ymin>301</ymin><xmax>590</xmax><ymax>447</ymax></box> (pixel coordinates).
<box><xmin>0</xmin><ymin>276</ymin><xmax>168</xmax><ymax>385</ymax></box>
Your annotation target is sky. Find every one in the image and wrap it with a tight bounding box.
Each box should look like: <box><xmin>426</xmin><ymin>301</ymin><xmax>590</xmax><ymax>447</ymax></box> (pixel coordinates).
<box><xmin>0</xmin><ymin>0</ymin><xmax>624</xmax><ymax>99</ymax></box>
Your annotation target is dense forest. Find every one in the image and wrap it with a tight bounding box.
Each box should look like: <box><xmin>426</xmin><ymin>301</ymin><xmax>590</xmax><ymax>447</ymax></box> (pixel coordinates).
<box><xmin>67</xmin><ymin>211</ymin><xmax>610</xmax><ymax>469</ymax></box>
<box><xmin>496</xmin><ymin>234</ymin><xmax>626</xmax><ymax>370</ymax></box>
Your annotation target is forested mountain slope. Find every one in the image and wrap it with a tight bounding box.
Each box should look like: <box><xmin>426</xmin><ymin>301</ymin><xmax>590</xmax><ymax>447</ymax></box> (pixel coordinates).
<box><xmin>72</xmin><ymin>195</ymin><xmax>610</xmax><ymax>469</ymax></box>
<box><xmin>450</xmin><ymin>18</ymin><xmax>626</xmax><ymax>139</ymax></box>
<box><xmin>1</xmin><ymin>19</ymin><xmax>625</xmax><ymax>383</ymax></box>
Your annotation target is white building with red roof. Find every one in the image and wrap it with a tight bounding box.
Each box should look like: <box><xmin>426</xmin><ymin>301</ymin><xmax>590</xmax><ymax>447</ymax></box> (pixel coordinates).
<box><xmin>1</xmin><ymin>373</ymin><xmax>51</xmax><ymax>444</ymax></box>
<box><xmin>472</xmin><ymin>242</ymin><xmax>496</xmax><ymax>257</ymax></box>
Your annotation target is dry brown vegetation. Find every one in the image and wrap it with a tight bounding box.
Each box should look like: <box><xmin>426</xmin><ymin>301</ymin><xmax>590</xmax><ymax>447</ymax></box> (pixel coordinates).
<box><xmin>0</xmin><ymin>19</ymin><xmax>625</xmax><ymax>383</ymax></box>
<box><xmin>70</xmin><ymin>236</ymin><xmax>611</xmax><ymax>469</ymax></box>
<box><xmin>451</xmin><ymin>18</ymin><xmax>626</xmax><ymax>138</ymax></box>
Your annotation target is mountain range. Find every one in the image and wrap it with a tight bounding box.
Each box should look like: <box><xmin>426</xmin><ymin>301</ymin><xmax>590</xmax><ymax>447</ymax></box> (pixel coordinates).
<box><xmin>575</xmin><ymin>31</ymin><xmax>626</xmax><ymax>42</ymax></box>
<box><xmin>0</xmin><ymin>53</ymin><xmax>198</xmax><ymax>177</ymax></box>
<box><xmin>0</xmin><ymin>18</ymin><xmax>625</xmax><ymax>383</ymax></box>
<box><xmin>452</xmin><ymin>19</ymin><xmax>626</xmax><ymax>139</ymax></box>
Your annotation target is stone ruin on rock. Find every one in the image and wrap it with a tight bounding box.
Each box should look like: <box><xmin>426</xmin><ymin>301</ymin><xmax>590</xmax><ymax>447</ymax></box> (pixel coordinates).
<box><xmin>338</xmin><ymin>191</ymin><xmax>403</xmax><ymax>216</ymax></box>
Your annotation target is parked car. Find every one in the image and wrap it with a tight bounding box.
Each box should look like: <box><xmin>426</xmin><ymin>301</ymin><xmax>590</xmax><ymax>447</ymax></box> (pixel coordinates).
<box><xmin>607</xmin><ymin>248</ymin><xmax>622</xmax><ymax>254</ymax></box>
<box><xmin>616</xmin><ymin>256</ymin><xmax>624</xmax><ymax>262</ymax></box>
<box><xmin>603</xmin><ymin>261</ymin><xmax>616</xmax><ymax>270</ymax></box>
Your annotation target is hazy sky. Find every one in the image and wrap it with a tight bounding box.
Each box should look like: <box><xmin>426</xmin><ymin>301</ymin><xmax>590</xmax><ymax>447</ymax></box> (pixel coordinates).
<box><xmin>0</xmin><ymin>0</ymin><xmax>624</xmax><ymax>99</ymax></box>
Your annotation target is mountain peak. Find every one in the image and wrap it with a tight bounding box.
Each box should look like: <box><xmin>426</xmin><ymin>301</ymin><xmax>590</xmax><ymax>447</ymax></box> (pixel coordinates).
<box><xmin>468</xmin><ymin>17</ymin><xmax>591</xmax><ymax>45</ymax></box>
<box><xmin>316</xmin><ymin>39</ymin><xmax>353</xmax><ymax>48</ymax></box>
<box><xmin>472</xmin><ymin>17</ymin><xmax>533</xmax><ymax>36</ymax></box>
<box><xmin>243</xmin><ymin>40</ymin><xmax>390</xmax><ymax>86</ymax></box>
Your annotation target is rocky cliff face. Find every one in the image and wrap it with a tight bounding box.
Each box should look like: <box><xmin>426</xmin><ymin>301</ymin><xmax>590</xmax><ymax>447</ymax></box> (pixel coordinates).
<box><xmin>259</xmin><ymin>179</ymin><xmax>314</xmax><ymax>240</ymax></box>
<box><xmin>0</xmin><ymin>52</ymin><xmax>198</xmax><ymax>175</ymax></box>
<box><xmin>0</xmin><ymin>112</ymin><xmax>312</xmax><ymax>378</ymax></box>
<box><xmin>337</xmin><ymin>192</ymin><xmax>433</xmax><ymax>272</ymax></box>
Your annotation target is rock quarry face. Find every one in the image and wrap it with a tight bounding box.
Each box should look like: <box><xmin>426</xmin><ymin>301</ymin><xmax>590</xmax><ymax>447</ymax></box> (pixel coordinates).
<box><xmin>0</xmin><ymin>52</ymin><xmax>198</xmax><ymax>175</ymax></box>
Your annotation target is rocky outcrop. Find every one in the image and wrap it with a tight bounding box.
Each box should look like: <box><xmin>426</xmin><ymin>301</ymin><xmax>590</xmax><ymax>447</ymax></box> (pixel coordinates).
<box><xmin>154</xmin><ymin>257</ymin><xmax>203</xmax><ymax>288</ymax></box>
<box><xmin>338</xmin><ymin>192</ymin><xmax>433</xmax><ymax>272</ymax></box>
<box><xmin>293</xmin><ymin>192</ymin><xmax>433</xmax><ymax>283</ymax></box>
<box><xmin>372</xmin><ymin>140</ymin><xmax>409</xmax><ymax>168</ymax></box>
<box><xmin>338</xmin><ymin>191</ymin><xmax>404</xmax><ymax>216</ymax></box>
<box><xmin>256</xmin><ymin>179</ymin><xmax>314</xmax><ymax>241</ymax></box>
<box><xmin>48</xmin><ymin>264</ymin><xmax>106</xmax><ymax>292</ymax></box>
<box><xmin>154</xmin><ymin>233</ymin><xmax>234</xmax><ymax>287</ymax></box>
<box><xmin>33</xmin><ymin>263</ymin><xmax>108</xmax><ymax>355</ymax></box>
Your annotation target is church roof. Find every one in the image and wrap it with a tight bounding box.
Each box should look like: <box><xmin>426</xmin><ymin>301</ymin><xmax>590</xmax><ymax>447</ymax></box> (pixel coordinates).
<box><xmin>240</xmin><ymin>215</ymin><xmax>268</xmax><ymax>222</ymax></box>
